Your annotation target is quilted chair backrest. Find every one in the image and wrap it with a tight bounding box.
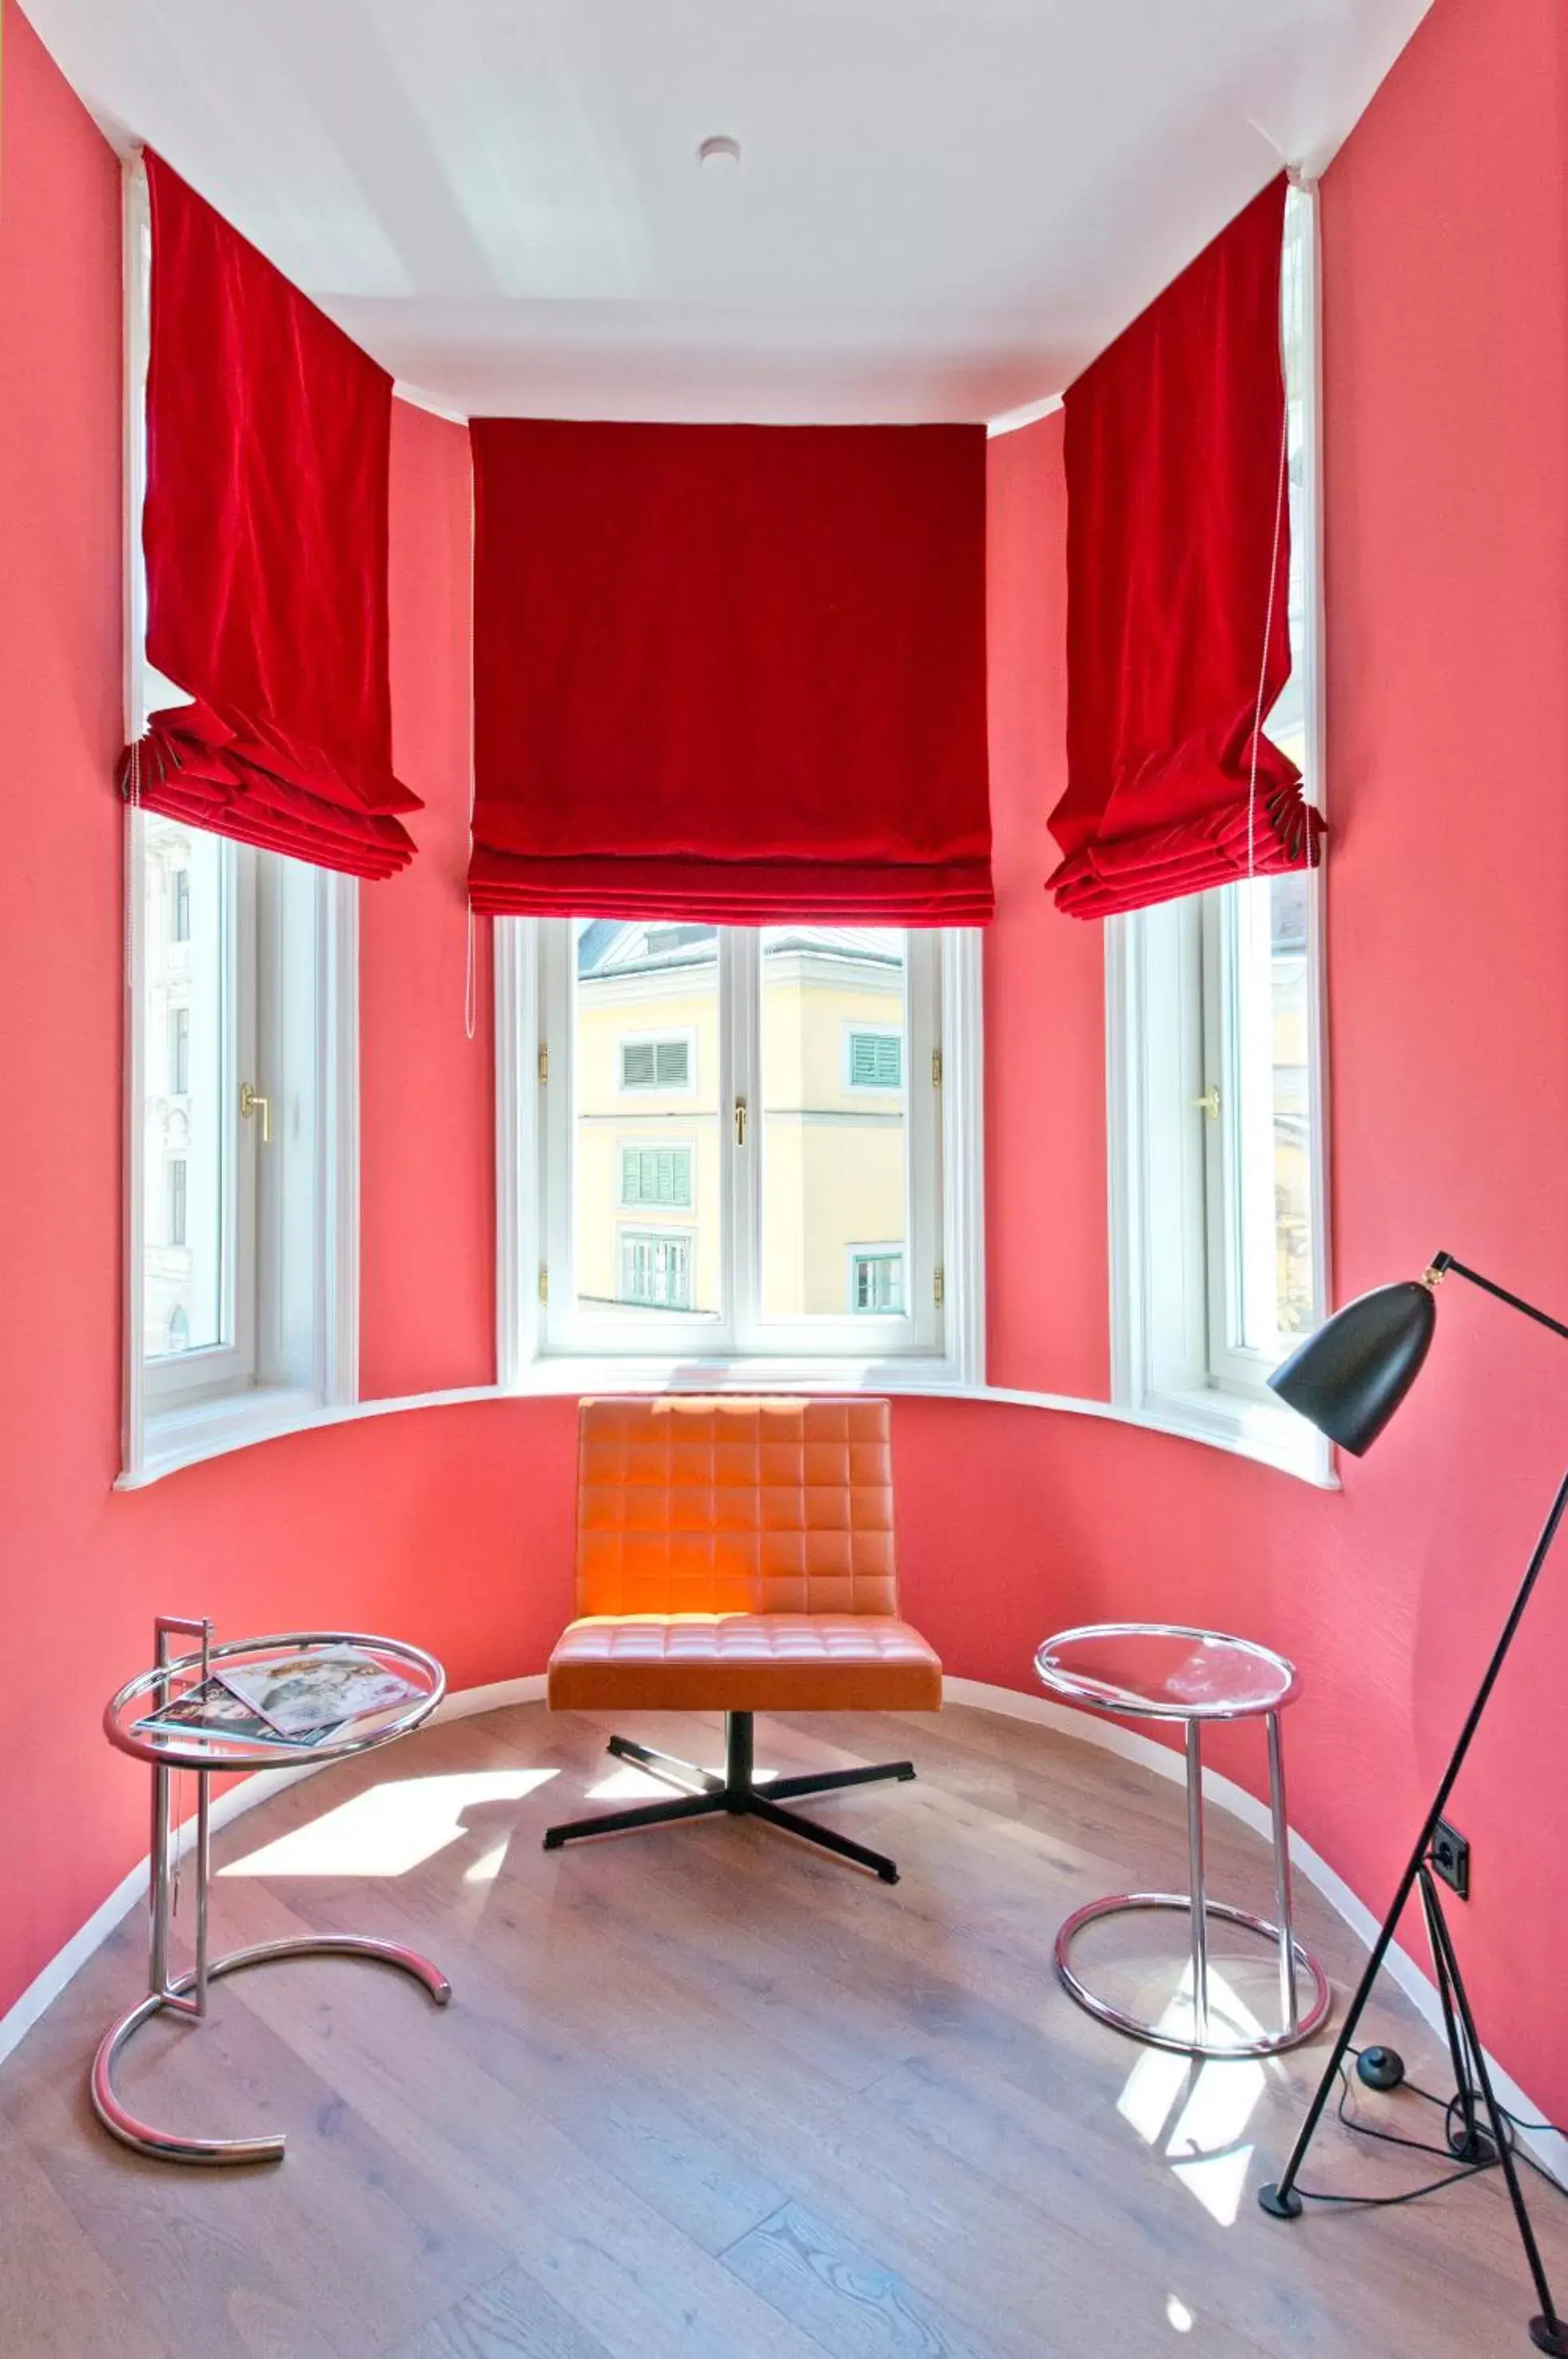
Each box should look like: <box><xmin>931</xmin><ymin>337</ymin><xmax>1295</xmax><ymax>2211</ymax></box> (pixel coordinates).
<box><xmin>575</xmin><ymin>1397</ymin><xmax>898</xmax><ymax>1620</ymax></box>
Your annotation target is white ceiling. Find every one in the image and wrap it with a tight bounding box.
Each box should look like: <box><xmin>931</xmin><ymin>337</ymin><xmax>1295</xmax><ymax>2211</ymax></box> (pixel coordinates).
<box><xmin>26</xmin><ymin>0</ymin><xmax>1431</xmax><ymax>424</ymax></box>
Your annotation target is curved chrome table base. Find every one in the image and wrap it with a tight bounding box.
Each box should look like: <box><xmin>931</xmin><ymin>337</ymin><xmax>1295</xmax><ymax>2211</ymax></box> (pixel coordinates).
<box><xmin>1056</xmin><ymin>1892</ymin><xmax>1331</xmax><ymax>2060</ymax></box>
<box><xmin>1036</xmin><ymin>1629</ymin><xmax>1331</xmax><ymax>2065</ymax></box>
<box><xmin>97</xmin><ymin>1623</ymin><xmax>451</xmax><ymax>2167</ymax></box>
<box><xmin>91</xmin><ymin>1935</ymin><xmax>452</xmax><ymax>2166</ymax></box>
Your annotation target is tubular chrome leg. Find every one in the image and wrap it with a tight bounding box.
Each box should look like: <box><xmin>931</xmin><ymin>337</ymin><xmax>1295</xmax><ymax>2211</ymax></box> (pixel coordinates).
<box><xmin>1185</xmin><ymin>1719</ymin><xmax>1209</xmax><ymax>2046</ymax></box>
<box><xmin>91</xmin><ymin>1936</ymin><xmax>452</xmax><ymax>2166</ymax></box>
<box><xmin>1056</xmin><ymin>1706</ymin><xmax>1329</xmax><ymax>2061</ymax></box>
<box><xmin>1267</xmin><ymin>1711</ymin><xmax>1299</xmax><ymax>2036</ymax></box>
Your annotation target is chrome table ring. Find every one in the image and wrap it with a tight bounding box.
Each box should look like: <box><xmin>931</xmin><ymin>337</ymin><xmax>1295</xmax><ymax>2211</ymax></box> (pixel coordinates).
<box><xmin>1036</xmin><ymin>1622</ymin><xmax>1331</xmax><ymax>2061</ymax></box>
<box><xmin>95</xmin><ymin>1619</ymin><xmax>450</xmax><ymax>2165</ymax></box>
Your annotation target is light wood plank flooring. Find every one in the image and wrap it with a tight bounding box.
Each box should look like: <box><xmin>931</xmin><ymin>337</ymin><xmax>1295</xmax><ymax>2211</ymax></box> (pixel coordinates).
<box><xmin>2</xmin><ymin>1701</ymin><xmax>1562</xmax><ymax>2358</ymax></box>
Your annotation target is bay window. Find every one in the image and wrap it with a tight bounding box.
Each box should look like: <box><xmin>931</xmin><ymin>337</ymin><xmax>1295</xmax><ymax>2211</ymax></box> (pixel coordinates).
<box><xmin>121</xmin><ymin>163</ymin><xmax>359</xmax><ymax>1484</ymax></box>
<box><xmin>1106</xmin><ymin>182</ymin><xmax>1330</xmax><ymax>1481</ymax></box>
<box><xmin>498</xmin><ymin>919</ymin><xmax>982</xmax><ymax>1385</ymax></box>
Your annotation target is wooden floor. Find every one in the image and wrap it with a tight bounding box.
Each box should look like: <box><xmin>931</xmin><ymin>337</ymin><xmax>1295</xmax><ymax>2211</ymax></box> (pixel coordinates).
<box><xmin>2</xmin><ymin>1701</ymin><xmax>1562</xmax><ymax>2358</ymax></box>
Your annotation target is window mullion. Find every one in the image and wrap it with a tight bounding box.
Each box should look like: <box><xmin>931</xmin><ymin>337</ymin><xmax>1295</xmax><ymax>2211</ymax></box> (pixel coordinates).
<box><xmin>726</xmin><ymin>925</ymin><xmax>759</xmax><ymax>1355</ymax></box>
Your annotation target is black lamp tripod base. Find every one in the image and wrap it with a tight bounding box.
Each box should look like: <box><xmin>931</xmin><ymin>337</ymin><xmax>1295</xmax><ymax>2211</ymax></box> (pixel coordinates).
<box><xmin>1260</xmin><ymin>1842</ymin><xmax>1568</xmax><ymax>2353</ymax></box>
<box><xmin>1261</xmin><ymin>1276</ymin><xmax>1568</xmax><ymax>2356</ymax></box>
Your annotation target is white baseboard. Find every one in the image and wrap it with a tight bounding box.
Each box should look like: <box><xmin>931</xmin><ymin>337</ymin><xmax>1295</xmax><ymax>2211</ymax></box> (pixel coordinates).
<box><xmin>0</xmin><ymin>1671</ymin><xmax>548</xmax><ymax>2073</ymax></box>
<box><xmin>5</xmin><ymin>1667</ymin><xmax>1561</xmax><ymax>2198</ymax></box>
<box><xmin>945</xmin><ymin>1676</ymin><xmax>1567</xmax><ymax>2189</ymax></box>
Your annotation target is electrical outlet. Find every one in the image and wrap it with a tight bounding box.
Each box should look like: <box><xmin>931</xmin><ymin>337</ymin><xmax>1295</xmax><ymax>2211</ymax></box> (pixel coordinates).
<box><xmin>1431</xmin><ymin>1819</ymin><xmax>1470</xmax><ymax>1900</ymax></box>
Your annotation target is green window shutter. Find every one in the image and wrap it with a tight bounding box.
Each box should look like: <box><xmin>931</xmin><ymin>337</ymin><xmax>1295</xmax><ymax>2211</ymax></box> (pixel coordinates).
<box><xmin>621</xmin><ymin>1040</ymin><xmax>656</xmax><ymax>1088</ymax></box>
<box><xmin>654</xmin><ymin>1039</ymin><xmax>690</xmax><ymax>1088</ymax></box>
<box><xmin>623</xmin><ymin>1147</ymin><xmax>691</xmax><ymax>1206</ymax></box>
<box><xmin>850</xmin><ymin>1031</ymin><xmax>901</xmax><ymax>1088</ymax></box>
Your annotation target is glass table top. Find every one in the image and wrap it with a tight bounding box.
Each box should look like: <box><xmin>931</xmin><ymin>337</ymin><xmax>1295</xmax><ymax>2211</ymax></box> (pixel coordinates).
<box><xmin>1033</xmin><ymin>1622</ymin><xmax>1299</xmax><ymax>1721</ymax></box>
<box><xmin>105</xmin><ymin>1631</ymin><xmax>446</xmax><ymax>1772</ymax></box>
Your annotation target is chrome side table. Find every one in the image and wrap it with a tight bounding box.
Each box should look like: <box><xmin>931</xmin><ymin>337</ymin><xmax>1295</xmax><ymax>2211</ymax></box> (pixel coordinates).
<box><xmin>96</xmin><ymin>1617</ymin><xmax>450</xmax><ymax>2166</ymax></box>
<box><xmin>1035</xmin><ymin>1622</ymin><xmax>1331</xmax><ymax>2061</ymax></box>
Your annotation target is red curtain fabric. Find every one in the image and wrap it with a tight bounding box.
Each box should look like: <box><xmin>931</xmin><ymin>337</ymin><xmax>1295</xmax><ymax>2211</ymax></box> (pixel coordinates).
<box><xmin>129</xmin><ymin>153</ymin><xmax>420</xmax><ymax>878</ymax></box>
<box><xmin>1047</xmin><ymin>176</ymin><xmax>1322</xmax><ymax>918</ymax></box>
<box><xmin>468</xmin><ymin>420</ymin><xmax>992</xmax><ymax>922</ymax></box>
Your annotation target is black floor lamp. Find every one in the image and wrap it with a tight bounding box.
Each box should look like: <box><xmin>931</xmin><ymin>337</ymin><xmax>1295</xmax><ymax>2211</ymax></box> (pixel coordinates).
<box><xmin>1256</xmin><ymin>1250</ymin><xmax>1567</xmax><ymax>2357</ymax></box>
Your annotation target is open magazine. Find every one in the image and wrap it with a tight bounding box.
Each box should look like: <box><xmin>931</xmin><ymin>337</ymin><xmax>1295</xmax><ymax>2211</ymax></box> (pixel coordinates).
<box><xmin>133</xmin><ymin>1678</ymin><xmax>343</xmax><ymax>1750</ymax></box>
<box><xmin>134</xmin><ymin>1648</ymin><xmax>422</xmax><ymax>1748</ymax></box>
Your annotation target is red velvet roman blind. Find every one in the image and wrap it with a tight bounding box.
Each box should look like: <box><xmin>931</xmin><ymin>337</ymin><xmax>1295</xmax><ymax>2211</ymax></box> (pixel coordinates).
<box><xmin>129</xmin><ymin>153</ymin><xmax>420</xmax><ymax>878</ymax></box>
<box><xmin>1047</xmin><ymin>177</ymin><xmax>1322</xmax><ymax>918</ymax></box>
<box><xmin>468</xmin><ymin>420</ymin><xmax>992</xmax><ymax>922</ymax></box>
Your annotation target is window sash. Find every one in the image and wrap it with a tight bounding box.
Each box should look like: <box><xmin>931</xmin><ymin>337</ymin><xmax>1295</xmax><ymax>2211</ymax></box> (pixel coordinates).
<box><xmin>141</xmin><ymin>828</ymin><xmax>257</xmax><ymax>1409</ymax></box>
<box><xmin>1105</xmin><ymin>182</ymin><xmax>1328</xmax><ymax>1438</ymax></box>
<box><xmin>536</xmin><ymin>923</ymin><xmax>945</xmax><ymax>1359</ymax></box>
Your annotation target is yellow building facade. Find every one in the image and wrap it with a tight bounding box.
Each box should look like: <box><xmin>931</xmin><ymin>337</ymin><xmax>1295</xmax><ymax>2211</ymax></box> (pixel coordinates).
<box><xmin>571</xmin><ymin>924</ymin><xmax>908</xmax><ymax>1320</ymax></box>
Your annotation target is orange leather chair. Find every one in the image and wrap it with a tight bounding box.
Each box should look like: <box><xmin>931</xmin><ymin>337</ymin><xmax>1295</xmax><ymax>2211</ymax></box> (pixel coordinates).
<box><xmin>543</xmin><ymin>1396</ymin><xmax>941</xmax><ymax>1882</ymax></box>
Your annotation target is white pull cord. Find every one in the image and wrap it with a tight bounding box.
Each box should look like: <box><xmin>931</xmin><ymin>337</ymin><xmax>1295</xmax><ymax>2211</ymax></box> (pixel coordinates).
<box><xmin>1247</xmin><ymin>405</ymin><xmax>1291</xmax><ymax>882</ymax></box>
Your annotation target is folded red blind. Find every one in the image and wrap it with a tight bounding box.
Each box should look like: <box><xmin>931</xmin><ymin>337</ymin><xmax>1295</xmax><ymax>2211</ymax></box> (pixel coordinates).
<box><xmin>468</xmin><ymin>420</ymin><xmax>992</xmax><ymax>923</ymax></box>
<box><xmin>128</xmin><ymin>153</ymin><xmax>420</xmax><ymax>878</ymax></box>
<box><xmin>1047</xmin><ymin>177</ymin><xmax>1322</xmax><ymax>918</ymax></box>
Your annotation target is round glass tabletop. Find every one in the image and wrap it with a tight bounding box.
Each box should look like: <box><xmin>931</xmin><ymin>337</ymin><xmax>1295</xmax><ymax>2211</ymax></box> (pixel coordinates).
<box><xmin>105</xmin><ymin>1630</ymin><xmax>445</xmax><ymax>1772</ymax></box>
<box><xmin>1033</xmin><ymin>1621</ymin><xmax>1299</xmax><ymax>1722</ymax></box>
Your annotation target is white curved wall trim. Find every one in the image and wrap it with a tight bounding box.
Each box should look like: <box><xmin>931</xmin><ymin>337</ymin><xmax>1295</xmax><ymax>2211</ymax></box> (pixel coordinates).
<box><xmin>116</xmin><ymin>1370</ymin><xmax>1335</xmax><ymax>1490</ymax></box>
<box><xmin>6</xmin><ymin>1672</ymin><xmax>1553</xmax><ymax>2199</ymax></box>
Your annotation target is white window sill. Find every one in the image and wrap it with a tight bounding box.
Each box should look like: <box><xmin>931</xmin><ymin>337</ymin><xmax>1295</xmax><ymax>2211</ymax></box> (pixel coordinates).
<box><xmin>508</xmin><ymin>1352</ymin><xmax>974</xmax><ymax>1398</ymax></box>
<box><xmin>113</xmin><ymin>1369</ymin><xmax>1334</xmax><ymax>1491</ymax></box>
<box><xmin>120</xmin><ymin>1386</ymin><xmax>329</xmax><ymax>1490</ymax></box>
<box><xmin>1120</xmin><ymin>1384</ymin><xmax>1337</xmax><ymax>1489</ymax></box>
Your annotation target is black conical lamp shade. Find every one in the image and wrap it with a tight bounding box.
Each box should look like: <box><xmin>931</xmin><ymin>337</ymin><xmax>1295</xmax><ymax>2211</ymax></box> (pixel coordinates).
<box><xmin>1268</xmin><ymin>1279</ymin><xmax>1438</xmax><ymax>1454</ymax></box>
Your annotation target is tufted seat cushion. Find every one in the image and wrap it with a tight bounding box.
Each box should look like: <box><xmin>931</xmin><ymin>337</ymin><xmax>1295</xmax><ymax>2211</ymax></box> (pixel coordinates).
<box><xmin>547</xmin><ymin>1396</ymin><xmax>941</xmax><ymax>1717</ymax></box>
<box><xmin>548</xmin><ymin>1612</ymin><xmax>943</xmax><ymax>1713</ymax></box>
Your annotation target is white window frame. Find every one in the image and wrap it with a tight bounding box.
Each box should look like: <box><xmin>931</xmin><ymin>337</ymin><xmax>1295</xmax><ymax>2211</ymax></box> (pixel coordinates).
<box><xmin>120</xmin><ymin>156</ymin><xmax>360</xmax><ymax>1486</ymax></box>
<box><xmin>1104</xmin><ymin>181</ymin><xmax>1332</xmax><ymax>1486</ymax></box>
<box><xmin>494</xmin><ymin>921</ymin><xmax>984</xmax><ymax>1393</ymax></box>
<box><xmin>616</xmin><ymin>1028</ymin><xmax>696</xmax><ymax>1096</ymax></box>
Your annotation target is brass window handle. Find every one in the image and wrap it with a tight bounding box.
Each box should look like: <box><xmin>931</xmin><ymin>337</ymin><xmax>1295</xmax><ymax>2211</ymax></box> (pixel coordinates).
<box><xmin>1192</xmin><ymin>1084</ymin><xmax>1221</xmax><ymax>1120</ymax></box>
<box><xmin>240</xmin><ymin>1082</ymin><xmax>272</xmax><ymax>1144</ymax></box>
<box><xmin>734</xmin><ymin>1097</ymin><xmax>747</xmax><ymax>1147</ymax></box>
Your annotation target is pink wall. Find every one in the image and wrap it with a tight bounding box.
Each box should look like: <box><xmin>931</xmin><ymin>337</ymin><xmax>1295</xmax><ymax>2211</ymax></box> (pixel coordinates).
<box><xmin>968</xmin><ymin>0</ymin><xmax>1568</xmax><ymax>2126</ymax></box>
<box><xmin>0</xmin><ymin>6</ymin><xmax>571</xmax><ymax>2026</ymax></box>
<box><xmin>984</xmin><ymin>419</ymin><xmax>1110</xmax><ymax>1400</ymax></box>
<box><xmin>4</xmin><ymin>0</ymin><xmax>1567</xmax><ymax>2136</ymax></box>
<box><xmin>361</xmin><ymin>401</ymin><xmax>494</xmax><ymax>1401</ymax></box>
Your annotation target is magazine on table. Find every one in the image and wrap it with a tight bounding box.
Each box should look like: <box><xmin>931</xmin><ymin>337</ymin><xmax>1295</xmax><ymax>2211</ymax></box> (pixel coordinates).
<box><xmin>213</xmin><ymin>1647</ymin><xmax>423</xmax><ymax>1737</ymax></box>
<box><xmin>132</xmin><ymin>1679</ymin><xmax>343</xmax><ymax>1751</ymax></box>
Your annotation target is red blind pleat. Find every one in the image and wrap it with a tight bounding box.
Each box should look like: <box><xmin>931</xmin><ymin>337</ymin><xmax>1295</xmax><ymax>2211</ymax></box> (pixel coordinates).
<box><xmin>1047</xmin><ymin>177</ymin><xmax>1322</xmax><ymax>919</ymax></box>
<box><xmin>129</xmin><ymin>154</ymin><xmax>420</xmax><ymax>880</ymax></box>
<box><xmin>468</xmin><ymin>420</ymin><xmax>993</xmax><ymax>924</ymax></box>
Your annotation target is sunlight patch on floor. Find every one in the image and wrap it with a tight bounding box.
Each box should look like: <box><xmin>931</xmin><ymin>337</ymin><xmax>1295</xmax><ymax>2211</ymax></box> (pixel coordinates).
<box><xmin>1115</xmin><ymin>1964</ymin><xmax>1268</xmax><ymax>2227</ymax></box>
<box><xmin>219</xmin><ymin>1768</ymin><xmax>558</xmax><ymax>1877</ymax></box>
